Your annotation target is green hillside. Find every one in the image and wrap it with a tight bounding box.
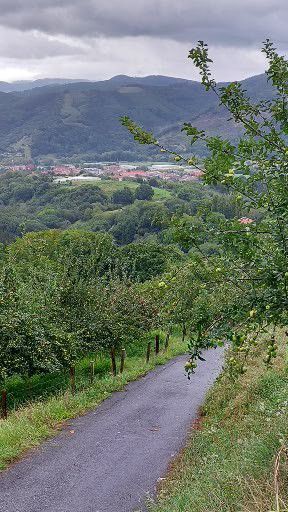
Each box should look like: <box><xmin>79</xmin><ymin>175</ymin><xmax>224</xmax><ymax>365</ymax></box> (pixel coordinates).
<box><xmin>0</xmin><ymin>74</ymin><xmax>273</xmax><ymax>161</ymax></box>
<box><xmin>0</xmin><ymin>170</ymin><xmax>235</xmax><ymax>246</ymax></box>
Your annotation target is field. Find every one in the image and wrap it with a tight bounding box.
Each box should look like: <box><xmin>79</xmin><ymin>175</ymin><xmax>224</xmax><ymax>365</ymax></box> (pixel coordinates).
<box><xmin>69</xmin><ymin>178</ymin><xmax>172</xmax><ymax>200</ymax></box>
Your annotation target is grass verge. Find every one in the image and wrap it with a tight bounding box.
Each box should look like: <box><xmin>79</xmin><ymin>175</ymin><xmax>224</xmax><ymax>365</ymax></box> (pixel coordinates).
<box><xmin>0</xmin><ymin>335</ymin><xmax>186</xmax><ymax>471</ymax></box>
<box><xmin>150</xmin><ymin>332</ymin><xmax>288</xmax><ymax>512</ymax></box>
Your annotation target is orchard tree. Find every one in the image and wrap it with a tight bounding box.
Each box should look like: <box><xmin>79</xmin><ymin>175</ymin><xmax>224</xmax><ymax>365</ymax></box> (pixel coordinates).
<box><xmin>0</xmin><ymin>264</ymin><xmax>78</xmax><ymax>382</ymax></box>
<box><xmin>0</xmin><ymin>231</ymin><xmax>118</xmax><ymax>382</ymax></box>
<box><xmin>69</xmin><ymin>278</ymin><xmax>157</xmax><ymax>374</ymax></box>
<box><xmin>96</xmin><ymin>280</ymin><xmax>156</xmax><ymax>349</ymax></box>
<box><xmin>147</xmin><ymin>258</ymin><xmax>241</xmax><ymax>371</ymax></box>
<box><xmin>121</xmin><ymin>40</ymin><xmax>288</xmax><ymax>375</ymax></box>
<box><xmin>120</xmin><ymin>240</ymin><xmax>183</xmax><ymax>282</ymax></box>
<box><xmin>8</xmin><ymin>230</ymin><xmax>117</xmax><ymax>281</ymax></box>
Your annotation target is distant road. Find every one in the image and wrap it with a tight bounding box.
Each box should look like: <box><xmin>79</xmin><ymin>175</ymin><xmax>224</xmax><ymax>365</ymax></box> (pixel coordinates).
<box><xmin>0</xmin><ymin>350</ymin><xmax>223</xmax><ymax>512</ymax></box>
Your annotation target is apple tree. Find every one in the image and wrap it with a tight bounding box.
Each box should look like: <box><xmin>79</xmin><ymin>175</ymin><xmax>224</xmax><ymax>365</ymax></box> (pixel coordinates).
<box><xmin>121</xmin><ymin>40</ymin><xmax>288</xmax><ymax>375</ymax></box>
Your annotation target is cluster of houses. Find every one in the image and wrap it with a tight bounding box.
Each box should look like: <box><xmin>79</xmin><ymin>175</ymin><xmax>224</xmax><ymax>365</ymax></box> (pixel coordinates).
<box><xmin>4</xmin><ymin>162</ymin><xmax>203</xmax><ymax>183</ymax></box>
<box><xmin>80</xmin><ymin>162</ymin><xmax>203</xmax><ymax>182</ymax></box>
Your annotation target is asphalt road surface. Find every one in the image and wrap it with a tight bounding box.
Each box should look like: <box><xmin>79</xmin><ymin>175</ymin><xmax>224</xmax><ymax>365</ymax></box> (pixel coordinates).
<box><xmin>0</xmin><ymin>350</ymin><xmax>223</xmax><ymax>512</ymax></box>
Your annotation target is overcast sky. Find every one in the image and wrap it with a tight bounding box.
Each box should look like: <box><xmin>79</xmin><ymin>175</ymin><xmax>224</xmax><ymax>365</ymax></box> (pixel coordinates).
<box><xmin>0</xmin><ymin>0</ymin><xmax>287</xmax><ymax>82</ymax></box>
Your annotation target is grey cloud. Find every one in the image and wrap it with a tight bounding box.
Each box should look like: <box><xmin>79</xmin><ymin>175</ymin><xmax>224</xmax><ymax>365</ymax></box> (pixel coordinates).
<box><xmin>0</xmin><ymin>28</ymin><xmax>84</xmax><ymax>59</ymax></box>
<box><xmin>0</xmin><ymin>0</ymin><xmax>287</xmax><ymax>48</ymax></box>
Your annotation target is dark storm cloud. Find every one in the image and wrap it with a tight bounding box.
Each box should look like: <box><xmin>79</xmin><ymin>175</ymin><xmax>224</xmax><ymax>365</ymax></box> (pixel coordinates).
<box><xmin>0</xmin><ymin>0</ymin><xmax>287</xmax><ymax>47</ymax></box>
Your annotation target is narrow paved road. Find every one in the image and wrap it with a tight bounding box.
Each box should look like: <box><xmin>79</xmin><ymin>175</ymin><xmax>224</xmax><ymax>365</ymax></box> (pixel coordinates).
<box><xmin>0</xmin><ymin>350</ymin><xmax>223</xmax><ymax>512</ymax></box>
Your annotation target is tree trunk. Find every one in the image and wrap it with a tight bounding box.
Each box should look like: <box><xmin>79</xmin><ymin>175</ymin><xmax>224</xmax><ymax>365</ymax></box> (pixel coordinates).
<box><xmin>155</xmin><ymin>334</ymin><xmax>160</xmax><ymax>355</ymax></box>
<box><xmin>182</xmin><ymin>323</ymin><xmax>187</xmax><ymax>342</ymax></box>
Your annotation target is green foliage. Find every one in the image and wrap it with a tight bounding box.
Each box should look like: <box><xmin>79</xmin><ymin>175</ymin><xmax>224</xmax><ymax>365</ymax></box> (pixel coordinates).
<box><xmin>123</xmin><ymin>40</ymin><xmax>288</xmax><ymax>375</ymax></box>
<box><xmin>0</xmin><ymin>170</ymin><xmax>240</xmax><ymax>248</ymax></box>
<box><xmin>0</xmin><ymin>174</ymin><xmax>252</xmax><ymax>382</ymax></box>
<box><xmin>120</xmin><ymin>241</ymin><xmax>183</xmax><ymax>282</ymax></box>
<box><xmin>112</xmin><ymin>186</ymin><xmax>135</xmax><ymax>205</ymax></box>
<box><xmin>135</xmin><ymin>182</ymin><xmax>154</xmax><ymax>200</ymax></box>
<box><xmin>0</xmin><ymin>230</ymin><xmax>161</xmax><ymax>382</ymax></box>
<box><xmin>0</xmin><ymin>173</ymin><xmax>139</xmax><ymax>243</ymax></box>
<box><xmin>0</xmin><ymin>264</ymin><xmax>79</xmax><ymax>381</ymax></box>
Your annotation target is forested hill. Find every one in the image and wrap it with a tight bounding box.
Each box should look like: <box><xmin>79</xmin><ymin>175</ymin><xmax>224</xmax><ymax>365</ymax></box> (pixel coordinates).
<box><xmin>0</xmin><ymin>73</ymin><xmax>273</xmax><ymax>161</ymax></box>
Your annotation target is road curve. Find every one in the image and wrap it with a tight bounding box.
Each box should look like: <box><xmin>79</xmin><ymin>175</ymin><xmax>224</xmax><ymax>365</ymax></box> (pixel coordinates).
<box><xmin>0</xmin><ymin>350</ymin><xmax>223</xmax><ymax>512</ymax></box>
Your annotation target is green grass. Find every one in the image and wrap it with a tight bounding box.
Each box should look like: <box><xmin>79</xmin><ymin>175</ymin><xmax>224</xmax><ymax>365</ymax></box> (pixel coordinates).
<box><xmin>72</xmin><ymin>178</ymin><xmax>171</xmax><ymax>200</ymax></box>
<box><xmin>0</xmin><ymin>335</ymin><xmax>187</xmax><ymax>471</ymax></box>
<box><xmin>149</xmin><ymin>333</ymin><xmax>288</xmax><ymax>512</ymax></box>
<box><xmin>151</xmin><ymin>187</ymin><xmax>171</xmax><ymax>200</ymax></box>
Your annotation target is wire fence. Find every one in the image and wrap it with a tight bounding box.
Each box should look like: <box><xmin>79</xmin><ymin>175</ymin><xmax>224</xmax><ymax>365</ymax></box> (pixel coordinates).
<box><xmin>1</xmin><ymin>336</ymin><xmax>166</xmax><ymax>420</ymax></box>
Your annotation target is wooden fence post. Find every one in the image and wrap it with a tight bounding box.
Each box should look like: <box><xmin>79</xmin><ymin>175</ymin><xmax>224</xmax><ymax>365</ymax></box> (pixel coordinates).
<box><xmin>120</xmin><ymin>348</ymin><xmax>126</xmax><ymax>374</ymax></box>
<box><xmin>164</xmin><ymin>331</ymin><xmax>170</xmax><ymax>351</ymax></box>
<box><xmin>146</xmin><ymin>341</ymin><xmax>152</xmax><ymax>363</ymax></box>
<box><xmin>69</xmin><ymin>366</ymin><xmax>76</xmax><ymax>395</ymax></box>
<box><xmin>1</xmin><ymin>389</ymin><xmax>7</xmax><ymax>420</ymax></box>
<box><xmin>90</xmin><ymin>361</ymin><xmax>95</xmax><ymax>384</ymax></box>
<box><xmin>155</xmin><ymin>334</ymin><xmax>160</xmax><ymax>355</ymax></box>
<box><xmin>110</xmin><ymin>347</ymin><xmax>117</xmax><ymax>377</ymax></box>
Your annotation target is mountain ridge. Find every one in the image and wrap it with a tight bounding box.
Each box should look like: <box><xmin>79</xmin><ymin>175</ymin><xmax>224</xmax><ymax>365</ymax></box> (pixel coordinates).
<box><xmin>0</xmin><ymin>72</ymin><xmax>268</xmax><ymax>93</ymax></box>
<box><xmin>0</xmin><ymin>78</ymin><xmax>91</xmax><ymax>93</ymax></box>
<box><xmin>0</xmin><ymin>73</ymin><xmax>273</xmax><ymax>161</ymax></box>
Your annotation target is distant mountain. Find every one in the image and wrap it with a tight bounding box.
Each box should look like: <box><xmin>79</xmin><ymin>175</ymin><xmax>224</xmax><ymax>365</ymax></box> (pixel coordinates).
<box><xmin>0</xmin><ymin>78</ymin><xmax>90</xmax><ymax>93</ymax></box>
<box><xmin>106</xmin><ymin>75</ymin><xmax>194</xmax><ymax>86</ymax></box>
<box><xmin>0</xmin><ymin>73</ymin><xmax>273</xmax><ymax>161</ymax></box>
<box><xmin>0</xmin><ymin>75</ymin><xmax>190</xmax><ymax>93</ymax></box>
